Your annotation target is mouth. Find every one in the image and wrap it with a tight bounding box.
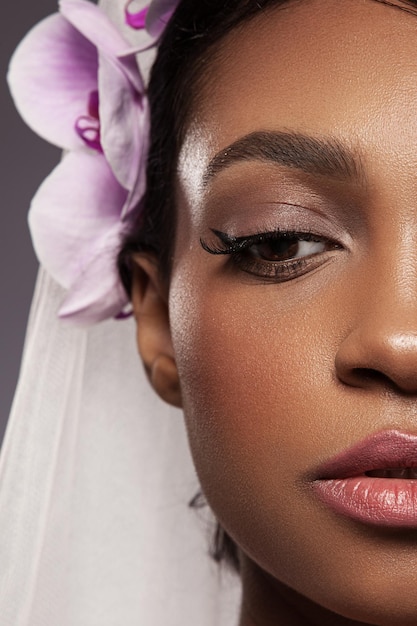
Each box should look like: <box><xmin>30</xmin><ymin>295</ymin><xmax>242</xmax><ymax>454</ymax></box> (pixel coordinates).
<box><xmin>312</xmin><ymin>430</ymin><xmax>417</xmax><ymax>527</ymax></box>
<box><xmin>365</xmin><ymin>467</ymin><xmax>417</xmax><ymax>478</ymax></box>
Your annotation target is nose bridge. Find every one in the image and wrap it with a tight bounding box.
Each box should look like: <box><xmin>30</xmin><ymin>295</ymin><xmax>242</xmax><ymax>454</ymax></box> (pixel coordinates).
<box><xmin>369</xmin><ymin>219</ymin><xmax>417</xmax><ymax>320</ymax></box>
<box><xmin>358</xmin><ymin>265</ymin><xmax>417</xmax><ymax>368</ymax></box>
<box><xmin>365</xmin><ymin>257</ymin><xmax>417</xmax><ymax>331</ymax></box>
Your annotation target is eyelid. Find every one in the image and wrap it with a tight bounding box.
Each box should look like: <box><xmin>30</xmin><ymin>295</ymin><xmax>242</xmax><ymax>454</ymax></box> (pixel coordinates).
<box><xmin>202</xmin><ymin>202</ymin><xmax>352</xmax><ymax>250</ymax></box>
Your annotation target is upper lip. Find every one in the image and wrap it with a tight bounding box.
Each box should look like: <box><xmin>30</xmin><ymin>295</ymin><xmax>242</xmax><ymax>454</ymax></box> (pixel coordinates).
<box><xmin>315</xmin><ymin>430</ymin><xmax>417</xmax><ymax>479</ymax></box>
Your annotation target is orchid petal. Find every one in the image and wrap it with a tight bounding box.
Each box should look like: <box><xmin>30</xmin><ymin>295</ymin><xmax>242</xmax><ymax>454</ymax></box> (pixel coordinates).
<box><xmin>146</xmin><ymin>0</ymin><xmax>179</xmax><ymax>39</ymax></box>
<box><xmin>100</xmin><ymin>0</ymin><xmax>152</xmax><ymax>58</ymax></box>
<box><xmin>29</xmin><ymin>151</ymin><xmax>127</xmax><ymax>289</ymax></box>
<box><xmin>122</xmin><ymin>97</ymin><xmax>150</xmax><ymax>217</ymax></box>
<box><xmin>60</xmin><ymin>0</ymin><xmax>129</xmax><ymax>55</ymax></box>
<box><xmin>60</xmin><ymin>0</ymin><xmax>144</xmax><ymax>92</ymax></box>
<box><xmin>8</xmin><ymin>14</ymin><xmax>97</xmax><ymax>150</ymax></box>
<box><xmin>58</xmin><ymin>223</ymin><xmax>129</xmax><ymax>325</ymax></box>
<box><xmin>99</xmin><ymin>53</ymin><xmax>147</xmax><ymax>195</ymax></box>
<box><xmin>116</xmin><ymin>50</ymin><xmax>146</xmax><ymax>95</ymax></box>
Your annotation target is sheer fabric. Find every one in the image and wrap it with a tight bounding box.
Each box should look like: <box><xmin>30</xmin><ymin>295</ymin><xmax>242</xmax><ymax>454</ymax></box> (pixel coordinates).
<box><xmin>0</xmin><ymin>1</ymin><xmax>241</xmax><ymax>623</ymax></box>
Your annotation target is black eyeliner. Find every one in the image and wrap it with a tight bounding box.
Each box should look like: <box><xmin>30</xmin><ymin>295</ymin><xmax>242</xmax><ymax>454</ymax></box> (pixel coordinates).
<box><xmin>200</xmin><ymin>228</ymin><xmax>317</xmax><ymax>256</ymax></box>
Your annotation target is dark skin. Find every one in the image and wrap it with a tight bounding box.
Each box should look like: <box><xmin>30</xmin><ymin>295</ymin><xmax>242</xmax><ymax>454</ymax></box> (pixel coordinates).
<box><xmin>132</xmin><ymin>0</ymin><xmax>417</xmax><ymax>623</ymax></box>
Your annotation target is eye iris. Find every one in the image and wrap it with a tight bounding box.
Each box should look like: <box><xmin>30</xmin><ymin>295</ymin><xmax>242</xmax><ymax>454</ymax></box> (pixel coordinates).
<box><xmin>251</xmin><ymin>237</ymin><xmax>300</xmax><ymax>261</ymax></box>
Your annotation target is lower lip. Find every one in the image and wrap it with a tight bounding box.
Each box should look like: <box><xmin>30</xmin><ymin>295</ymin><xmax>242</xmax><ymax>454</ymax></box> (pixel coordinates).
<box><xmin>313</xmin><ymin>477</ymin><xmax>417</xmax><ymax>527</ymax></box>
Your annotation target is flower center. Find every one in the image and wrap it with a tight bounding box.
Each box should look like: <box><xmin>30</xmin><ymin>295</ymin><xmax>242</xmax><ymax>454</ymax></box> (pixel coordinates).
<box><xmin>124</xmin><ymin>1</ymin><xmax>148</xmax><ymax>29</ymax></box>
<box><xmin>75</xmin><ymin>90</ymin><xmax>102</xmax><ymax>153</ymax></box>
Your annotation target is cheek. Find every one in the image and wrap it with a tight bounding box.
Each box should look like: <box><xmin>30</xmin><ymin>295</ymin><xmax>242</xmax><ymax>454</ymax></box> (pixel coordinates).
<box><xmin>168</xmin><ymin>261</ymin><xmax>345</xmax><ymax>588</ymax></box>
<box><xmin>168</xmin><ymin>257</ymin><xmax>417</xmax><ymax>620</ymax></box>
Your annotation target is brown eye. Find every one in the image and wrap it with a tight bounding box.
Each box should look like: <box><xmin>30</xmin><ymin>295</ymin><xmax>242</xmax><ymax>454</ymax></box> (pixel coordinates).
<box><xmin>248</xmin><ymin>237</ymin><xmax>326</xmax><ymax>262</ymax></box>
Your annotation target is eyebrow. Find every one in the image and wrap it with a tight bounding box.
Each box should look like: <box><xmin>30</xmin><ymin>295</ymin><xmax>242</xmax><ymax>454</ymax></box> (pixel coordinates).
<box><xmin>203</xmin><ymin>130</ymin><xmax>365</xmax><ymax>185</ymax></box>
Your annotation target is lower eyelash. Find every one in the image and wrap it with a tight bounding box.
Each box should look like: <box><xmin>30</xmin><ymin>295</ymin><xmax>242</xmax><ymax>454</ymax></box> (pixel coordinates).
<box><xmin>231</xmin><ymin>253</ymin><xmax>309</xmax><ymax>280</ymax></box>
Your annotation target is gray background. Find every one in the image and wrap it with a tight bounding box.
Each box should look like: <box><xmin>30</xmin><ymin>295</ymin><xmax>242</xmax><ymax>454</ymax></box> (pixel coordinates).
<box><xmin>1</xmin><ymin>1</ymin><xmax>60</xmax><ymax>443</ymax></box>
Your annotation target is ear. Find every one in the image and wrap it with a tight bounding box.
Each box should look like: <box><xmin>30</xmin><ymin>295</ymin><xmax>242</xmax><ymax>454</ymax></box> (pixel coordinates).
<box><xmin>131</xmin><ymin>255</ymin><xmax>182</xmax><ymax>408</ymax></box>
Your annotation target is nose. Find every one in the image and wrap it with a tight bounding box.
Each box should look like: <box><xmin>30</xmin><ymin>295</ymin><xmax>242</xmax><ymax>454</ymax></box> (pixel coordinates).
<box><xmin>336</xmin><ymin>328</ymin><xmax>417</xmax><ymax>394</ymax></box>
<box><xmin>335</xmin><ymin>266</ymin><xmax>417</xmax><ymax>395</ymax></box>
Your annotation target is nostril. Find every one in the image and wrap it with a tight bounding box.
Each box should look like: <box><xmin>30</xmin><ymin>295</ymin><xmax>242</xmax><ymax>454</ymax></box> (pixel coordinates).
<box><xmin>350</xmin><ymin>367</ymin><xmax>417</xmax><ymax>394</ymax></box>
<box><xmin>342</xmin><ymin>367</ymin><xmax>404</xmax><ymax>393</ymax></box>
<box><xmin>335</xmin><ymin>328</ymin><xmax>417</xmax><ymax>394</ymax></box>
<box><xmin>352</xmin><ymin>368</ymin><xmax>390</xmax><ymax>385</ymax></box>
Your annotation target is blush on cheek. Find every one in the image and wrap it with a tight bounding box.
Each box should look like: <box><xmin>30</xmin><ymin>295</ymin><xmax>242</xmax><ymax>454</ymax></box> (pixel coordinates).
<box><xmin>169</xmin><ymin>268</ymin><xmax>322</xmax><ymax>472</ymax></box>
<box><xmin>170</xmin><ymin>271</ymin><xmax>316</xmax><ymax>528</ymax></box>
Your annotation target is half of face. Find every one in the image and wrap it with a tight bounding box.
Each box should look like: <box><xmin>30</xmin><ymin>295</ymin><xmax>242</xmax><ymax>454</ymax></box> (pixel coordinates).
<box><xmin>134</xmin><ymin>1</ymin><xmax>417</xmax><ymax>624</ymax></box>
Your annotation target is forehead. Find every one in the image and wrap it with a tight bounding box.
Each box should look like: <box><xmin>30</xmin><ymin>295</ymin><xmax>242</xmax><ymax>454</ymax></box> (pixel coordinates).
<box><xmin>178</xmin><ymin>0</ymin><xmax>417</xmax><ymax>188</ymax></box>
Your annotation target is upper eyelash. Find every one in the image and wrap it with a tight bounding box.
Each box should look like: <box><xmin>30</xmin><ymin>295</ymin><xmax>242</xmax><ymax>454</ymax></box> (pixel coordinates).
<box><xmin>200</xmin><ymin>228</ymin><xmax>322</xmax><ymax>256</ymax></box>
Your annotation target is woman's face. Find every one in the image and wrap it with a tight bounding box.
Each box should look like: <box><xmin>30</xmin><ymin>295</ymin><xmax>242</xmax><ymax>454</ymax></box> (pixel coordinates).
<box><xmin>169</xmin><ymin>0</ymin><xmax>417</xmax><ymax>623</ymax></box>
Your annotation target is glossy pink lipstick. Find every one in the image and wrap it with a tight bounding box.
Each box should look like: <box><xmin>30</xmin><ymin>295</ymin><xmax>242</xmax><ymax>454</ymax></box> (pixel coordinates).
<box><xmin>313</xmin><ymin>430</ymin><xmax>417</xmax><ymax>527</ymax></box>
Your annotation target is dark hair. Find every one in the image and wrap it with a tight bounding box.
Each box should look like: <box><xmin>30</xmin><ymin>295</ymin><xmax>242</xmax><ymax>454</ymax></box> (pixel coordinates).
<box><xmin>118</xmin><ymin>0</ymin><xmax>293</xmax><ymax>573</ymax></box>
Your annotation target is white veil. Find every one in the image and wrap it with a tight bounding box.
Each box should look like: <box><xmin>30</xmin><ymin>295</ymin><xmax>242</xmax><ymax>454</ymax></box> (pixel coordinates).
<box><xmin>0</xmin><ymin>2</ymin><xmax>241</xmax><ymax>624</ymax></box>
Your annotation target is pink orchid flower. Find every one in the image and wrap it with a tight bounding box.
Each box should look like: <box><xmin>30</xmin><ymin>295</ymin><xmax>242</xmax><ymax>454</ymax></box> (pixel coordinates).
<box><xmin>125</xmin><ymin>0</ymin><xmax>180</xmax><ymax>39</ymax></box>
<box><xmin>8</xmin><ymin>0</ymin><xmax>149</xmax><ymax>324</ymax></box>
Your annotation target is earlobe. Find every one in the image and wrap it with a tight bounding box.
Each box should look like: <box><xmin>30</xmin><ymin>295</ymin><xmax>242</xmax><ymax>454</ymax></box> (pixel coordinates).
<box><xmin>131</xmin><ymin>255</ymin><xmax>182</xmax><ymax>408</ymax></box>
<box><xmin>151</xmin><ymin>354</ymin><xmax>182</xmax><ymax>408</ymax></box>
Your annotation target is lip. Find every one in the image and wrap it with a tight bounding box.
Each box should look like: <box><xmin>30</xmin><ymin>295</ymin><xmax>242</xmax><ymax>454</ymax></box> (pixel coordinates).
<box><xmin>312</xmin><ymin>430</ymin><xmax>417</xmax><ymax>527</ymax></box>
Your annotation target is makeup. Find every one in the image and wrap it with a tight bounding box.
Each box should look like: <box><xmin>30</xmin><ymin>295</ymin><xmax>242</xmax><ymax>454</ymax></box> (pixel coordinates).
<box><xmin>200</xmin><ymin>227</ymin><xmax>339</xmax><ymax>281</ymax></box>
<box><xmin>313</xmin><ymin>430</ymin><xmax>417</xmax><ymax>527</ymax></box>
